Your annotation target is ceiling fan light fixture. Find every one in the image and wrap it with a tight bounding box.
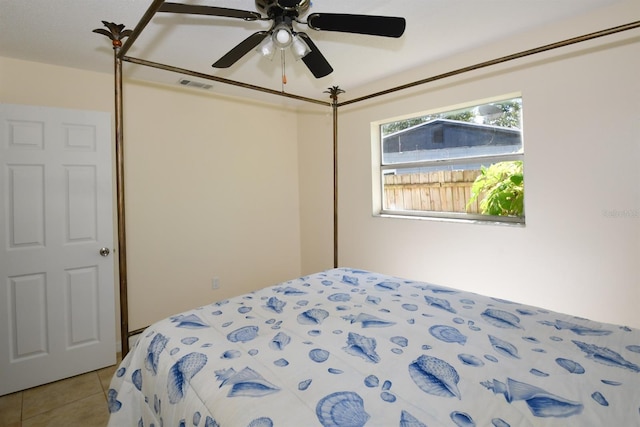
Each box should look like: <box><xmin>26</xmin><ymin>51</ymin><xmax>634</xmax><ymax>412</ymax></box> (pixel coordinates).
<box><xmin>256</xmin><ymin>36</ymin><xmax>277</xmax><ymax>60</ymax></box>
<box><xmin>291</xmin><ymin>34</ymin><xmax>311</xmax><ymax>60</ymax></box>
<box><xmin>272</xmin><ymin>24</ymin><xmax>293</xmax><ymax>49</ymax></box>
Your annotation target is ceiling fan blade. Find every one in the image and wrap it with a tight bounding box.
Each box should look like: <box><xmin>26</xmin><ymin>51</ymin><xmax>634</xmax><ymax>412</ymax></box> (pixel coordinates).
<box><xmin>297</xmin><ymin>33</ymin><xmax>333</xmax><ymax>78</ymax></box>
<box><xmin>307</xmin><ymin>13</ymin><xmax>406</xmax><ymax>38</ymax></box>
<box><xmin>159</xmin><ymin>2</ymin><xmax>262</xmax><ymax>21</ymax></box>
<box><xmin>213</xmin><ymin>31</ymin><xmax>269</xmax><ymax>68</ymax></box>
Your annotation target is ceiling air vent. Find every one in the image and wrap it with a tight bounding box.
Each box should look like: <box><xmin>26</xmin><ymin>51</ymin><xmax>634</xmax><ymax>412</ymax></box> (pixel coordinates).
<box><xmin>178</xmin><ymin>78</ymin><xmax>213</xmax><ymax>90</ymax></box>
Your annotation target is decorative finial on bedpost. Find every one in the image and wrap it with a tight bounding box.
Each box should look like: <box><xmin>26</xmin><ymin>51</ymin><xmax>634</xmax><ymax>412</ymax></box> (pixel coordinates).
<box><xmin>325</xmin><ymin>86</ymin><xmax>345</xmax><ymax>103</ymax></box>
<box><xmin>93</xmin><ymin>21</ymin><xmax>133</xmax><ymax>49</ymax></box>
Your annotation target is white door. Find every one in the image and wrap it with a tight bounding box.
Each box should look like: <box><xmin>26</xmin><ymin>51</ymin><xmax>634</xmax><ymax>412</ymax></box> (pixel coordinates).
<box><xmin>0</xmin><ymin>103</ymin><xmax>116</xmax><ymax>396</ymax></box>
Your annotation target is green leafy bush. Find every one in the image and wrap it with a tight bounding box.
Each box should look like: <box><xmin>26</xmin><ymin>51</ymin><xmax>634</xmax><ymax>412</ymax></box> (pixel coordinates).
<box><xmin>467</xmin><ymin>161</ymin><xmax>524</xmax><ymax>217</ymax></box>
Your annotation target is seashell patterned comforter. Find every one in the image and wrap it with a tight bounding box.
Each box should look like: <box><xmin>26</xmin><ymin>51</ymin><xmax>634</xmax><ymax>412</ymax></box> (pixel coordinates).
<box><xmin>107</xmin><ymin>268</ymin><xmax>640</xmax><ymax>426</ymax></box>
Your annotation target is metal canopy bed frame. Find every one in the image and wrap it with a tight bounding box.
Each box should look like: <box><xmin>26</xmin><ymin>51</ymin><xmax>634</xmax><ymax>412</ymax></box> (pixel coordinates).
<box><xmin>95</xmin><ymin>0</ymin><xmax>640</xmax><ymax>355</ymax></box>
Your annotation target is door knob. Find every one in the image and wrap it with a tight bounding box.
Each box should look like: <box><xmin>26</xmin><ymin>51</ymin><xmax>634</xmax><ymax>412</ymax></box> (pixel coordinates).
<box><xmin>99</xmin><ymin>247</ymin><xmax>111</xmax><ymax>257</ymax></box>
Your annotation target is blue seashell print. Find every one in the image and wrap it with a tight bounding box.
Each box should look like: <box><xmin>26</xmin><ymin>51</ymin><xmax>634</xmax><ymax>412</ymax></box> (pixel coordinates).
<box><xmin>425</xmin><ymin>285</ymin><xmax>458</xmax><ymax>294</ymax></box>
<box><xmin>107</xmin><ymin>389</ymin><xmax>122</xmax><ymax>413</ymax></box>
<box><xmin>366</xmin><ymin>295</ymin><xmax>381</xmax><ymax>305</ymax></box>
<box><xmin>263</xmin><ymin>297</ymin><xmax>286</xmax><ymax>313</ymax></box>
<box><xmin>380</xmin><ymin>391</ymin><xmax>396</xmax><ymax>402</ymax></box>
<box><xmin>488</xmin><ymin>335</ymin><xmax>520</xmax><ymax>359</ymax></box>
<box><xmin>626</xmin><ymin>345</ymin><xmax>640</xmax><ymax>353</ymax></box>
<box><xmin>522</xmin><ymin>336</ymin><xmax>539</xmax><ymax>343</ymax></box>
<box><xmin>221</xmin><ymin>350</ymin><xmax>241</xmax><ymax>359</ymax></box>
<box><xmin>273</xmin><ymin>358</ymin><xmax>289</xmax><ymax>367</ymax></box>
<box><xmin>167</xmin><ymin>352</ymin><xmax>207</xmax><ymax>404</ymax></box>
<box><xmin>181</xmin><ymin>337</ymin><xmax>198</xmax><ymax>345</ymax></box>
<box><xmin>342</xmin><ymin>275</ymin><xmax>360</xmax><ymax>286</ymax></box>
<box><xmin>591</xmin><ymin>391</ymin><xmax>608</xmax><ymax>406</ymax></box>
<box><xmin>491</xmin><ymin>418</ymin><xmax>510</xmax><ymax>427</ymax></box>
<box><xmin>328</xmin><ymin>368</ymin><xmax>344</xmax><ymax>374</ymax></box>
<box><xmin>248</xmin><ymin>417</ymin><xmax>273</xmax><ymax>427</ymax></box>
<box><xmin>343</xmin><ymin>332</ymin><xmax>380</xmax><ymax>363</ymax></box>
<box><xmin>296</xmin><ymin>300</ymin><xmax>309</xmax><ymax>306</ymax></box>
<box><xmin>132</xmin><ymin>369</ymin><xmax>142</xmax><ymax>390</ymax></box>
<box><xmin>481</xmin><ymin>309</ymin><xmax>522</xmax><ymax>329</ymax></box>
<box><xmin>145</xmin><ymin>333</ymin><xmax>169</xmax><ymax>375</ymax></box>
<box><xmin>310</xmin><ymin>348</ymin><xmax>330</xmax><ymax>363</ymax></box>
<box><xmin>217</xmin><ymin>367</ymin><xmax>280</xmax><ymax>397</ymax></box>
<box><xmin>205</xmin><ymin>416</ymin><xmax>218</xmax><ymax>427</ymax></box>
<box><xmin>555</xmin><ymin>358</ymin><xmax>585</xmax><ymax>374</ymax></box>
<box><xmin>572</xmin><ymin>340</ymin><xmax>640</xmax><ymax>372</ymax></box>
<box><xmin>347</xmin><ymin>313</ymin><xmax>396</xmax><ymax>328</ymax></box>
<box><xmin>248</xmin><ymin>349</ymin><xmax>258</xmax><ymax>356</ymax></box>
<box><xmin>170</xmin><ymin>347</ymin><xmax>180</xmax><ymax>356</ymax></box>
<box><xmin>374</xmin><ymin>281</ymin><xmax>399</xmax><ymax>291</ymax></box>
<box><xmin>193</xmin><ymin>412</ymin><xmax>201</xmax><ymax>425</ymax></box>
<box><xmin>400</xmin><ymin>410</ymin><xmax>427</xmax><ymax>427</ymax></box>
<box><xmin>424</xmin><ymin>295</ymin><xmax>457</xmax><ymax>314</ymax></box>
<box><xmin>516</xmin><ymin>308</ymin><xmax>537</xmax><ymax>316</ymax></box>
<box><xmin>364</xmin><ymin>375</ymin><xmax>379</xmax><ymax>387</ymax></box>
<box><xmin>453</xmin><ymin>317</ymin><xmax>465</xmax><ymax>324</ymax></box>
<box><xmin>601</xmin><ymin>379</ymin><xmax>622</xmax><ymax>386</ymax></box>
<box><xmin>316</xmin><ymin>391</ymin><xmax>370</xmax><ymax>427</ymax></box>
<box><xmin>269</xmin><ymin>332</ymin><xmax>291</xmax><ymax>350</ymax></box>
<box><xmin>484</xmin><ymin>354</ymin><xmax>498</xmax><ymax>363</ymax></box>
<box><xmin>170</xmin><ymin>313</ymin><xmax>210</xmax><ymax>329</ymax></box>
<box><xmin>539</xmin><ymin>320</ymin><xmax>612</xmax><ymax>336</ymax></box>
<box><xmin>458</xmin><ymin>353</ymin><xmax>484</xmax><ymax>367</ymax></box>
<box><xmin>238</xmin><ymin>306</ymin><xmax>252</xmax><ymax>314</ymax></box>
<box><xmin>276</xmin><ymin>286</ymin><xmax>307</xmax><ymax>295</ymax></box>
<box><xmin>328</xmin><ymin>293</ymin><xmax>351</xmax><ymax>302</ymax></box>
<box><xmin>529</xmin><ymin>369</ymin><xmax>548</xmax><ymax>377</ymax></box>
<box><xmin>450</xmin><ymin>411</ymin><xmax>475</xmax><ymax>427</ymax></box>
<box><xmin>298</xmin><ymin>308</ymin><xmax>330</xmax><ymax>325</ymax></box>
<box><xmin>408</xmin><ymin>354</ymin><xmax>461</xmax><ymax>399</ymax></box>
<box><xmin>382</xmin><ymin>380</ymin><xmax>392</xmax><ymax>391</ymax></box>
<box><xmin>116</xmin><ymin>367</ymin><xmax>126</xmax><ymax>377</ymax></box>
<box><xmin>402</xmin><ymin>304</ymin><xmax>418</xmax><ymax>311</ymax></box>
<box><xmin>298</xmin><ymin>379</ymin><xmax>312</xmax><ymax>391</ymax></box>
<box><xmin>227</xmin><ymin>326</ymin><xmax>259</xmax><ymax>343</ymax></box>
<box><xmin>429</xmin><ymin>325</ymin><xmax>467</xmax><ymax>345</ymax></box>
<box><xmin>481</xmin><ymin>378</ymin><xmax>583</xmax><ymax>418</ymax></box>
<box><xmin>391</xmin><ymin>336</ymin><xmax>408</xmax><ymax>348</ymax></box>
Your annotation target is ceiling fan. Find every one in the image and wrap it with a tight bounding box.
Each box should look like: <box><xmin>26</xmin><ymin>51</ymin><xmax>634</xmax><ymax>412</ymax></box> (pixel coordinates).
<box><xmin>158</xmin><ymin>0</ymin><xmax>406</xmax><ymax>78</ymax></box>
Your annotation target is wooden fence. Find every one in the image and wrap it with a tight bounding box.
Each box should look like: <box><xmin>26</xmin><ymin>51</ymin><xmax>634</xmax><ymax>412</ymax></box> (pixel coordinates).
<box><xmin>383</xmin><ymin>170</ymin><xmax>482</xmax><ymax>213</ymax></box>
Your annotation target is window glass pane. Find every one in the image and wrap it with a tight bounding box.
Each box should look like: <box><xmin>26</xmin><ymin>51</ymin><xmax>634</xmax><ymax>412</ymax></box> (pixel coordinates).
<box><xmin>378</xmin><ymin>97</ymin><xmax>524</xmax><ymax>222</ymax></box>
<box><xmin>383</xmin><ymin>161</ymin><xmax>501</xmax><ymax>214</ymax></box>
<box><xmin>381</xmin><ymin>98</ymin><xmax>522</xmax><ymax>165</ymax></box>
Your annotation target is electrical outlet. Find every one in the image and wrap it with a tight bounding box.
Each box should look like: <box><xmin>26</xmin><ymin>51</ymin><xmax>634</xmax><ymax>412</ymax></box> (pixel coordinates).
<box><xmin>212</xmin><ymin>277</ymin><xmax>220</xmax><ymax>290</ymax></box>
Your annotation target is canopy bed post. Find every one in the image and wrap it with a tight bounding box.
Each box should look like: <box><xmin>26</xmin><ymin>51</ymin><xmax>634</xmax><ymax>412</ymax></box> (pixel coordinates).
<box><xmin>326</xmin><ymin>86</ymin><xmax>344</xmax><ymax>268</ymax></box>
<box><xmin>93</xmin><ymin>22</ymin><xmax>133</xmax><ymax>356</ymax></box>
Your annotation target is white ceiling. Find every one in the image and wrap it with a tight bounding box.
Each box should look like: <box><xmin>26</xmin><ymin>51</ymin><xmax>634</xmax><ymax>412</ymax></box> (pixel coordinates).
<box><xmin>0</xmin><ymin>0</ymin><xmax>623</xmax><ymax>104</ymax></box>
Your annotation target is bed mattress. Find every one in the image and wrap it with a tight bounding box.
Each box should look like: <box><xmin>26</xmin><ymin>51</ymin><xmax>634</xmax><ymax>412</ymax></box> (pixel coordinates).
<box><xmin>107</xmin><ymin>268</ymin><xmax>640</xmax><ymax>426</ymax></box>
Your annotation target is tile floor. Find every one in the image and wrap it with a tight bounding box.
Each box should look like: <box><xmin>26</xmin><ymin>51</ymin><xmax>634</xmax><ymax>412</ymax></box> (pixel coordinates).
<box><xmin>0</xmin><ymin>354</ymin><xmax>120</xmax><ymax>427</ymax></box>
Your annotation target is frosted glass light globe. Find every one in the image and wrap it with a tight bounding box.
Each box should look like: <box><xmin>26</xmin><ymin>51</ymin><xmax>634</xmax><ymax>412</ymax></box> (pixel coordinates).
<box><xmin>275</xmin><ymin>29</ymin><xmax>291</xmax><ymax>45</ymax></box>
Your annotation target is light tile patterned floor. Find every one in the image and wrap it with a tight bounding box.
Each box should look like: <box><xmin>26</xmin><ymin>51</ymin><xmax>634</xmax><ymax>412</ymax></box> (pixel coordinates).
<box><xmin>0</xmin><ymin>355</ymin><xmax>120</xmax><ymax>427</ymax></box>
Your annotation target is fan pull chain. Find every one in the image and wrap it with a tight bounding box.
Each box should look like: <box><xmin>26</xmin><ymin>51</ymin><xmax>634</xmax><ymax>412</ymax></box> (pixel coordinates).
<box><xmin>281</xmin><ymin>49</ymin><xmax>287</xmax><ymax>89</ymax></box>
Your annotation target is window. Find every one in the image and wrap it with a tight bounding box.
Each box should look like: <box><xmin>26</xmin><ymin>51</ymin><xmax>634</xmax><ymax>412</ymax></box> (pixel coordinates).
<box><xmin>376</xmin><ymin>96</ymin><xmax>524</xmax><ymax>223</ymax></box>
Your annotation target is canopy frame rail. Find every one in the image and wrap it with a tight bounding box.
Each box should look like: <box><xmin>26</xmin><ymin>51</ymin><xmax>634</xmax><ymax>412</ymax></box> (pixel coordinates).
<box><xmin>95</xmin><ymin>11</ymin><xmax>640</xmax><ymax>355</ymax></box>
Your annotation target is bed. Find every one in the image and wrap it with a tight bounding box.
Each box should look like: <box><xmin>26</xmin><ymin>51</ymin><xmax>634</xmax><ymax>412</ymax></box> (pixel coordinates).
<box><xmin>107</xmin><ymin>268</ymin><xmax>640</xmax><ymax>426</ymax></box>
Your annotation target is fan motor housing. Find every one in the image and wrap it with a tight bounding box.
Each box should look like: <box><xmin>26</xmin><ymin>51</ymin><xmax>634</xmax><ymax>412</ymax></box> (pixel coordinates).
<box><xmin>256</xmin><ymin>0</ymin><xmax>310</xmax><ymax>16</ymax></box>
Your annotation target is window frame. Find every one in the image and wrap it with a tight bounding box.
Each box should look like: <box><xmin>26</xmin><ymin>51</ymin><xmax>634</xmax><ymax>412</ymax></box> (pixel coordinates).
<box><xmin>372</xmin><ymin>95</ymin><xmax>525</xmax><ymax>225</ymax></box>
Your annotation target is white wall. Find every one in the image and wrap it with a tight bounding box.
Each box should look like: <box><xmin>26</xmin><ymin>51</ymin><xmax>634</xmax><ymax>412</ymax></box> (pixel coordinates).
<box><xmin>298</xmin><ymin>1</ymin><xmax>640</xmax><ymax>328</ymax></box>
<box><xmin>0</xmin><ymin>57</ymin><xmax>303</xmax><ymax>336</ymax></box>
